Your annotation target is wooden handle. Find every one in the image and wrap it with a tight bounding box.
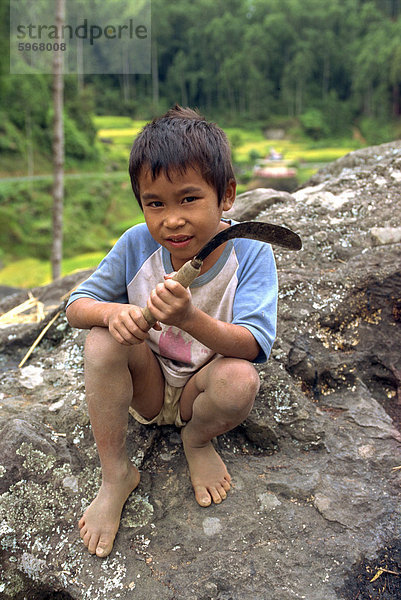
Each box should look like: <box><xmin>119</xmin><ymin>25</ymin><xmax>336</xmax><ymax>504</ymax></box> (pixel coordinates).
<box><xmin>141</xmin><ymin>258</ymin><xmax>202</xmax><ymax>327</ymax></box>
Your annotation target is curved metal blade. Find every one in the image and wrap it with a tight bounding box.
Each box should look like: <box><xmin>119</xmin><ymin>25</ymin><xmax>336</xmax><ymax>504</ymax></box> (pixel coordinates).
<box><xmin>196</xmin><ymin>221</ymin><xmax>302</xmax><ymax>262</ymax></box>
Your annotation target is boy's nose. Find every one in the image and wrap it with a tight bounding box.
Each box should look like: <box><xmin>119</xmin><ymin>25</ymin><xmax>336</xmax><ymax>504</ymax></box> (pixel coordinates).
<box><xmin>163</xmin><ymin>210</ymin><xmax>185</xmax><ymax>229</ymax></box>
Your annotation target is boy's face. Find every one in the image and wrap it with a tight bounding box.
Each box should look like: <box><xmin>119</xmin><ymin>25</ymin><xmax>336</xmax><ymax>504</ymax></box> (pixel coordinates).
<box><xmin>139</xmin><ymin>167</ymin><xmax>235</xmax><ymax>271</ymax></box>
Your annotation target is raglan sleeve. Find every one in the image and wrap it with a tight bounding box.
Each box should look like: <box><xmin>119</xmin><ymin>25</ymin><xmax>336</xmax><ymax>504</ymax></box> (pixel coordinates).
<box><xmin>66</xmin><ymin>231</ymin><xmax>130</xmax><ymax>308</ymax></box>
<box><xmin>232</xmin><ymin>240</ymin><xmax>278</xmax><ymax>363</ymax></box>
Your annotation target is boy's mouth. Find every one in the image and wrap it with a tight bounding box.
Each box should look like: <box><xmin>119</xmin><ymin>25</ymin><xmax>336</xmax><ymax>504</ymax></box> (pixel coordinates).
<box><xmin>166</xmin><ymin>235</ymin><xmax>194</xmax><ymax>248</ymax></box>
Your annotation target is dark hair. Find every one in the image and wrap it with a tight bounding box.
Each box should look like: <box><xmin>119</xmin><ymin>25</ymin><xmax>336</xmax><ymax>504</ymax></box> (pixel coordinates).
<box><xmin>129</xmin><ymin>105</ymin><xmax>235</xmax><ymax>208</ymax></box>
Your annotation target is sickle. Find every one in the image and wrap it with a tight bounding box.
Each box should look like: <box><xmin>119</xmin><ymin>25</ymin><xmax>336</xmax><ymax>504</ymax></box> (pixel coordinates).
<box><xmin>142</xmin><ymin>221</ymin><xmax>302</xmax><ymax>326</ymax></box>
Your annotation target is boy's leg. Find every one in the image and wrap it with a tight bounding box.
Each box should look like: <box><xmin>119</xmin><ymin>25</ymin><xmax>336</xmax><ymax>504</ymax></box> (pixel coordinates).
<box><xmin>180</xmin><ymin>357</ymin><xmax>260</xmax><ymax>507</ymax></box>
<box><xmin>79</xmin><ymin>326</ymin><xmax>164</xmax><ymax>557</ymax></box>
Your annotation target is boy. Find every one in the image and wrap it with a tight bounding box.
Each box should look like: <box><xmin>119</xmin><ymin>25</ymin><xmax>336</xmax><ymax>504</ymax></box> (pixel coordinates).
<box><xmin>66</xmin><ymin>106</ymin><xmax>278</xmax><ymax>558</ymax></box>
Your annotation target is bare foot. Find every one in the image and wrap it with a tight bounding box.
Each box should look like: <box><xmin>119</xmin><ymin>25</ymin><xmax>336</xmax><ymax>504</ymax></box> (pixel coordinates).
<box><xmin>78</xmin><ymin>462</ymin><xmax>140</xmax><ymax>557</ymax></box>
<box><xmin>181</xmin><ymin>425</ymin><xmax>231</xmax><ymax>507</ymax></box>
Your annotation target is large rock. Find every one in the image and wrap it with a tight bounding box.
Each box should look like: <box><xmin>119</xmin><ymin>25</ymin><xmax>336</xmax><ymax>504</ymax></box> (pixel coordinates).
<box><xmin>0</xmin><ymin>141</ymin><xmax>400</xmax><ymax>599</ymax></box>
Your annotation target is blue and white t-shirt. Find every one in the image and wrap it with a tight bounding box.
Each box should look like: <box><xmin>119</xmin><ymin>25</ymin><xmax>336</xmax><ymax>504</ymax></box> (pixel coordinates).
<box><xmin>67</xmin><ymin>221</ymin><xmax>278</xmax><ymax>386</ymax></box>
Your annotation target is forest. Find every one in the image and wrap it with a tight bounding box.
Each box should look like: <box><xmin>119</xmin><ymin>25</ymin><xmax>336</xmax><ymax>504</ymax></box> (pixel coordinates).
<box><xmin>0</xmin><ymin>0</ymin><xmax>400</xmax><ymax>284</ymax></box>
<box><xmin>1</xmin><ymin>0</ymin><xmax>401</xmax><ymax>163</ymax></box>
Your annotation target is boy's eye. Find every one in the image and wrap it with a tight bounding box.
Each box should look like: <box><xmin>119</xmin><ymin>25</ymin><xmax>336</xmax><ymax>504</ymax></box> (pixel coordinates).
<box><xmin>182</xmin><ymin>196</ymin><xmax>198</xmax><ymax>203</ymax></box>
<box><xmin>146</xmin><ymin>201</ymin><xmax>163</xmax><ymax>208</ymax></box>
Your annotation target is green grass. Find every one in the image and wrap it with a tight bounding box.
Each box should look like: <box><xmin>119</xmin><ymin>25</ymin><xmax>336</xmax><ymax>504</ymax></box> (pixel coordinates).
<box><xmin>94</xmin><ymin>116</ymin><xmax>149</xmax><ymax>170</ymax></box>
<box><xmin>0</xmin><ymin>252</ymin><xmax>106</xmax><ymax>289</ymax></box>
<box><xmin>296</xmin><ymin>166</ymin><xmax>320</xmax><ymax>186</ymax></box>
<box><xmin>228</xmin><ymin>131</ymin><xmax>356</xmax><ymax>166</ymax></box>
<box><xmin>93</xmin><ymin>116</ymin><xmax>148</xmax><ymax>130</ymax></box>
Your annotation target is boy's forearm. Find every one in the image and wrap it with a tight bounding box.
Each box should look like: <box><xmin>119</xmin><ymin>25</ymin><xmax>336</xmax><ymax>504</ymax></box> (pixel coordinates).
<box><xmin>66</xmin><ymin>298</ymin><xmax>117</xmax><ymax>329</ymax></box>
<box><xmin>181</xmin><ymin>307</ymin><xmax>260</xmax><ymax>361</ymax></box>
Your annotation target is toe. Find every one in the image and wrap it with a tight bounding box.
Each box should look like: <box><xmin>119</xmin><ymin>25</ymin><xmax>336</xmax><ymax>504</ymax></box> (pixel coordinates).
<box><xmin>79</xmin><ymin>525</ymin><xmax>88</xmax><ymax>540</ymax></box>
<box><xmin>87</xmin><ymin>533</ymin><xmax>100</xmax><ymax>555</ymax></box>
<box><xmin>223</xmin><ymin>477</ymin><xmax>231</xmax><ymax>490</ymax></box>
<box><xmin>96</xmin><ymin>534</ymin><xmax>114</xmax><ymax>558</ymax></box>
<box><xmin>217</xmin><ymin>485</ymin><xmax>227</xmax><ymax>500</ymax></box>
<box><xmin>209</xmin><ymin>486</ymin><xmax>223</xmax><ymax>504</ymax></box>
<box><xmin>83</xmin><ymin>531</ymin><xmax>93</xmax><ymax>549</ymax></box>
<box><xmin>194</xmin><ymin>486</ymin><xmax>212</xmax><ymax>507</ymax></box>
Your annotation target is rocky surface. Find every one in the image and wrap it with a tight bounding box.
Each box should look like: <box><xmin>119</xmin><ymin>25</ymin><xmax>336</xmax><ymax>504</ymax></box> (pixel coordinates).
<box><xmin>0</xmin><ymin>141</ymin><xmax>400</xmax><ymax>599</ymax></box>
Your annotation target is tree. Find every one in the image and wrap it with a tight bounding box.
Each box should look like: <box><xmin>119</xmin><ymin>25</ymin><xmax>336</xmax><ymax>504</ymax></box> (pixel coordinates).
<box><xmin>51</xmin><ymin>0</ymin><xmax>65</xmax><ymax>280</ymax></box>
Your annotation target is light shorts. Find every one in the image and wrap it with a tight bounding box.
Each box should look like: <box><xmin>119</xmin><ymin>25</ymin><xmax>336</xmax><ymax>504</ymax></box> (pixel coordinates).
<box><xmin>128</xmin><ymin>381</ymin><xmax>186</xmax><ymax>428</ymax></box>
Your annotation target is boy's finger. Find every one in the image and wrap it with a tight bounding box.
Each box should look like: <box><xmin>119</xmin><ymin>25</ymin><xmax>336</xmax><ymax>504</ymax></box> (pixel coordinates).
<box><xmin>127</xmin><ymin>307</ymin><xmax>151</xmax><ymax>332</ymax></box>
<box><xmin>152</xmin><ymin>321</ymin><xmax>162</xmax><ymax>331</ymax></box>
<box><xmin>147</xmin><ymin>292</ymin><xmax>172</xmax><ymax>320</ymax></box>
<box><xmin>109</xmin><ymin>326</ymin><xmax>135</xmax><ymax>346</ymax></box>
<box><xmin>147</xmin><ymin>292</ymin><xmax>163</xmax><ymax>316</ymax></box>
<box><xmin>163</xmin><ymin>278</ymin><xmax>184</xmax><ymax>294</ymax></box>
<box><xmin>163</xmin><ymin>278</ymin><xmax>190</xmax><ymax>298</ymax></box>
<box><xmin>114</xmin><ymin>311</ymin><xmax>149</xmax><ymax>341</ymax></box>
<box><xmin>164</xmin><ymin>271</ymin><xmax>177</xmax><ymax>280</ymax></box>
<box><xmin>115</xmin><ymin>321</ymin><xmax>148</xmax><ymax>344</ymax></box>
<box><xmin>152</xmin><ymin>284</ymin><xmax>175</xmax><ymax>306</ymax></box>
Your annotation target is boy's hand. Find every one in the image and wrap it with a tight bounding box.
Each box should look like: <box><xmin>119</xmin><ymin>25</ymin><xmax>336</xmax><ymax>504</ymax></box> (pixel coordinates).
<box><xmin>107</xmin><ymin>304</ymin><xmax>161</xmax><ymax>346</ymax></box>
<box><xmin>146</xmin><ymin>273</ymin><xmax>195</xmax><ymax>328</ymax></box>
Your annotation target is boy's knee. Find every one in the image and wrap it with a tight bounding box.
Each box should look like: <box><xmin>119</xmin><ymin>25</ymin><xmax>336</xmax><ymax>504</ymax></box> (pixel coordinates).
<box><xmin>211</xmin><ymin>359</ymin><xmax>260</xmax><ymax>411</ymax></box>
<box><xmin>220</xmin><ymin>359</ymin><xmax>259</xmax><ymax>391</ymax></box>
<box><xmin>85</xmin><ymin>326</ymin><xmax>126</xmax><ymax>368</ymax></box>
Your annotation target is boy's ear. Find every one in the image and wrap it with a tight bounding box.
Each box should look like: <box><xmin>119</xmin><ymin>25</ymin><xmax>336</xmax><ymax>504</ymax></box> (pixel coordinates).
<box><xmin>222</xmin><ymin>179</ymin><xmax>236</xmax><ymax>211</ymax></box>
